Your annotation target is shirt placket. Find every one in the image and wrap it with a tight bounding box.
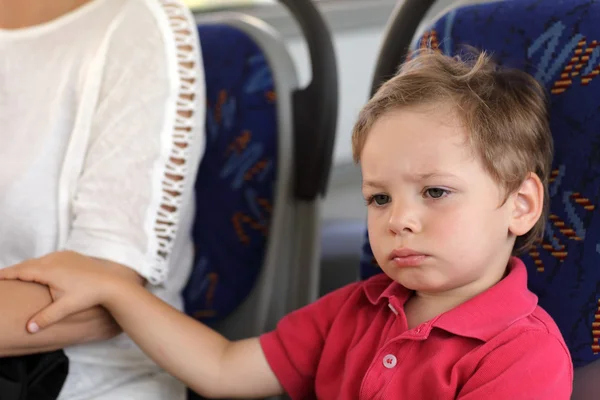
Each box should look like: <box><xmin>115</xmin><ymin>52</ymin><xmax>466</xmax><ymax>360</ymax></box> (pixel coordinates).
<box><xmin>359</xmin><ymin>298</ymin><xmax>433</xmax><ymax>399</ymax></box>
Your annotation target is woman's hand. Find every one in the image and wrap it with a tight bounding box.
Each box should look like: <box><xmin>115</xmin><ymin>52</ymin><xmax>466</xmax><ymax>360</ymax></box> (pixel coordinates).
<box><xmin>0</xmin><ymin>251</ymin><xmax>125</xmax><ymax>333</ymax></box>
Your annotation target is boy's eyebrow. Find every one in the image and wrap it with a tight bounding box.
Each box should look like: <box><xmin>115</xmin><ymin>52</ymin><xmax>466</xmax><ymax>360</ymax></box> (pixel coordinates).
<box><xmin>362</xmin><ymin>180</ymin><xmax>384</xmax><ymax>190</ymax></box>
<box><xmin>362</xmin><ymin>172</ymin><xmax>463</xmax><ymax>189</ymax></box>
<box><xmin>415</xmin><ymin>171</ymin><xmax>461</xmax><ymax>180</ymax></box>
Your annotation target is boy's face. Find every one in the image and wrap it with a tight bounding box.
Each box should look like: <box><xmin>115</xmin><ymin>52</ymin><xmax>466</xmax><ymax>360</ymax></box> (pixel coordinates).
<box><xmin>361</xmin><ymin>106</ymin><xmax>517</xmax><ymax>298</ymax></box>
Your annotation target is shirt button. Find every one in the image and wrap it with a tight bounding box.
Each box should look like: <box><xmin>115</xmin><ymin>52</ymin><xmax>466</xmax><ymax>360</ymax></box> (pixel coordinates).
<box><xmin>383</xmin><ymin>354</ymin><xmax>397</xmax><ymax>369</ymax></box>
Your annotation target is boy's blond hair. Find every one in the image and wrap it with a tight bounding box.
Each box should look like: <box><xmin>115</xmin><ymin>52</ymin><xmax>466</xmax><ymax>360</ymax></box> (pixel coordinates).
<box><xmin>352</xmin><ymin>50</ymin><xmax>553</xmax><ymax>254</ymax></box>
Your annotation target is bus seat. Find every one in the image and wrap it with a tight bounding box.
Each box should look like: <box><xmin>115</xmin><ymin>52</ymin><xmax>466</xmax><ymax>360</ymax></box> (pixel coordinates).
<box><xmin>360</xmin><ymin>0</ymin><xmax>600</xmax><ymax>385</ymax></box>
<box><xmin>183</xmin><ymin>17</ymin><xmax>287</xmax><ymax>339</ymax></box>
<box><xmin>184</xmin><ymin>2</ymin><xmax>337</xmax><ymax>350</ymax></box>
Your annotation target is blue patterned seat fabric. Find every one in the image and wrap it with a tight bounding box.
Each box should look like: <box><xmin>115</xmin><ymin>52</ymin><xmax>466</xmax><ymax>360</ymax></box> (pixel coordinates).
<box><xmin>360</xmin><ymin>0</ymin><xmax>600</xmax><ymax>369</ymax></box>
<box><xmin>182</xmin><ymin>24</ymin><xmax>278</xmax><ymax>326</ymax></box>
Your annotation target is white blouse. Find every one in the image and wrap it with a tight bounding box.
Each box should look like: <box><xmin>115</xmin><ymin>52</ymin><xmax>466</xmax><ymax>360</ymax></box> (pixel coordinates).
<box><xmin>0</xmin><ymin>0</ymin><xmax>205</xmax><ymax>397</ymax></box>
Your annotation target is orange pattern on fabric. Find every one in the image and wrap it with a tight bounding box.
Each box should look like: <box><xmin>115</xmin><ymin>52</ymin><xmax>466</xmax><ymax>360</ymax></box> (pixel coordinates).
<box><xmin>552</xmin><ymin>38</ymin><xmax>600</xmax><ymax>94</ymax></box>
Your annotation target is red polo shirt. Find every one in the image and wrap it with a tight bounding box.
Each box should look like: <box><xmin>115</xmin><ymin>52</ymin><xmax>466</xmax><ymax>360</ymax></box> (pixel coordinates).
<box><xmin>260</xmin><ymin>257</ymin><xmax>573</xmax><ymax>399</ymax></box>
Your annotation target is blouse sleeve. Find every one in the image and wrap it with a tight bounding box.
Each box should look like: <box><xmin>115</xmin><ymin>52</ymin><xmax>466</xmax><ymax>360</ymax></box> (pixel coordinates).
<box><xmin>64</xmin><ymin>0</ymin><xmax>206</xmax><ymax>285</ymax></box>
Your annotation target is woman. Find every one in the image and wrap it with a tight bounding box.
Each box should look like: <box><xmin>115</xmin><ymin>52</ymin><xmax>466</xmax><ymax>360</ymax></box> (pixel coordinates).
<box><xmin>0</xmin><ymin>0</ymin><xmax>205</xmax><ymax>398</ymax></box>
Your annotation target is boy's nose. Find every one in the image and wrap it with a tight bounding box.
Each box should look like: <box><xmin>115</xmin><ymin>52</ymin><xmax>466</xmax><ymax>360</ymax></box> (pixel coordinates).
<box><xmin>387</xmin><ymin>201</ymin><xmax>421</xmax><ymax>235</ymax></box>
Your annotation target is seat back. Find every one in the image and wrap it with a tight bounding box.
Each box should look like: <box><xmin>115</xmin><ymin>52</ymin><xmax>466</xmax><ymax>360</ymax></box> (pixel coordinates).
<box><xmin>183</xmin><ymin>15</ymin><xmax>296</xmax><ymax>338</ymax></box>
<box><xmin>360</xmin><ymin>0</ymin><xmax>600</xmax><ymax>371</ymax></box>
<box><xmin>185</xmin><ymin>2</ymin><xmax>337</xmax><ymax>344</ymax></box>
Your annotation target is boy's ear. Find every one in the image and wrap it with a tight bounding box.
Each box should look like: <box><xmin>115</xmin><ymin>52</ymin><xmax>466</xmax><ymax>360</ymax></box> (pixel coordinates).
<box><xmin>508</xmin><ymin>172</ymin><xmax>544</xmax><ymax>237</ymax></box>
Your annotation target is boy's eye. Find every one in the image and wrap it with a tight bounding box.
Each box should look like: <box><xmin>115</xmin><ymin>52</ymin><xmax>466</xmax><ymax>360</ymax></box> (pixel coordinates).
<box><xmin>424</xmin><ymin>188</ymin><xmax>449</xmax><ymax>199</ymax></box>
<box><xmin>371</xmin><ymin>194</ymin><xmax>390</xmax><ymax>205</ymax></box>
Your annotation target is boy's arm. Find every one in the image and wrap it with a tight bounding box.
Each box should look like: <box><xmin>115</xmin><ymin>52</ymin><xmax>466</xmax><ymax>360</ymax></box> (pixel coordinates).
<box><xmin>102</xmin><ymin>278</ymin><xmax>284</xmax><ymax>398</ymax></box>
<box><xmin>0</xmin><ymin>256</ymin><xmax>283</xmax><ymax>399</ymax></box>
<box><xmin>456</xmin><ymin>331</ymin><xmax>573</xmax><ymax>399</ymax></box>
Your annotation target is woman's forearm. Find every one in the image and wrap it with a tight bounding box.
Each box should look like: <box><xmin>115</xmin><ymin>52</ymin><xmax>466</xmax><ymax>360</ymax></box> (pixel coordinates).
<box><xmin>0</xmin><ymin>280</ymin><xmax>119</xmax><ymax>356</ymax></box>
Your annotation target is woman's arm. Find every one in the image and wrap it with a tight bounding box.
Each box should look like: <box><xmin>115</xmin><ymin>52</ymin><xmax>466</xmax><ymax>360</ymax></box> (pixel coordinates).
<box><xmin>0</xmin><ymin>257</ymin><xmax>284</xmax><ymax>399</ymax></box>
<box><xmin>60</xmin><ymin>0</ymin><xmax>206</xmax><ymax>287</ymax></box>
<box><xmin>0</xmin><ymin>281</ymin><xmax>117</xmax><ymax>356</ymax></box>
<box><xmin>2</xmin><ymin>0</ymin><xmax>203</xmax><ymax>358</ymax></box>
<box><xmin>0</xmin><ymin>252</ymin><xmax>143</xmax><ymax>356</ymax></box>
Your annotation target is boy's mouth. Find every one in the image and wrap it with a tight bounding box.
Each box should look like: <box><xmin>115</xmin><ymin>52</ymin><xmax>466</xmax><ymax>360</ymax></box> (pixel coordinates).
<box><xmin>389</xmin><ymin>248</ymin><xmax>428</xmax><ymax>267</ymax></box>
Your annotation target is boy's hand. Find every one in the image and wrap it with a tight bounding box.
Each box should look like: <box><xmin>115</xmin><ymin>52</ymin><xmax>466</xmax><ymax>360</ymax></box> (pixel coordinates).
<box><xmin>0</xmin><ymin>253</ymin><xmax>285</xmax><ymax>398</ymax></box>
<box><xmin>0</xmin><ymin>251</ymin><xmax>119</xmax><ymax>333</ymax></box>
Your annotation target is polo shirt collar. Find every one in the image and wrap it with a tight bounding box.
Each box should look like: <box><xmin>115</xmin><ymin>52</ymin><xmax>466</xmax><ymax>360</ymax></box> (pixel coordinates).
<box><xmin>363</xmin><ymin>257</ymin><xmax>538</xmax><ymax>342</ymax></box>
<box><xmin>363</xmin><ymin>272</ymin><xmax>411</xmax><ymax>305</ymax></box>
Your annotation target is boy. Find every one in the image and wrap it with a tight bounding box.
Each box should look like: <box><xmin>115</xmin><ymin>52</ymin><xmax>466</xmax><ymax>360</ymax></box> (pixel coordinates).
<box><xmin>0</xmin><ymin>50</ymin><xmax>573</xmax><ymax>399</ymax></box>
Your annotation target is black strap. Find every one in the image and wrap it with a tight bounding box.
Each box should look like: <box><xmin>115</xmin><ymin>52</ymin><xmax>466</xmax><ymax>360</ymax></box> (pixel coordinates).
<box><xmin>0</xmin><ymin>350</ymin><xmax>69</xmax><ymax>400</ymax></box>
